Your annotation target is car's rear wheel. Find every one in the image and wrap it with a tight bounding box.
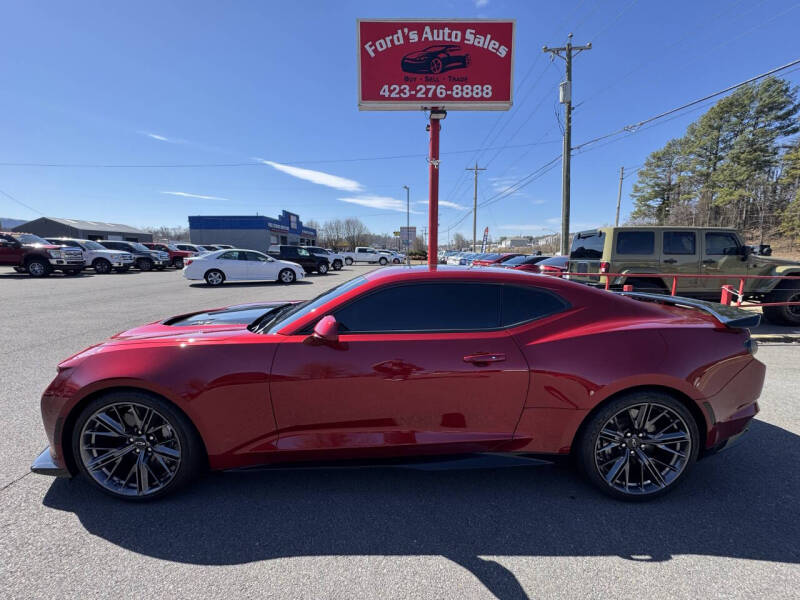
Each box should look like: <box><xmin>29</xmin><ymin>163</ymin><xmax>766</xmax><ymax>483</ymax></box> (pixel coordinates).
<box><xmin>379</xmin><ymin>257</ymin><xmax>388</xmax><ymax>265</ymax></box>
<box><xmin>137</xmin><ymin>258</ymin><xmax>153</xmax><ymax>271</ymax></box>
<box><xmin>577</xmin><ymin>391</ymin><xmax>699</xmax><ymax>501</ymax></box>
<box><xmin>172</xmin><ymin>258</ymin><xmax>184</xmax><ymax>269</ymax></box>
<box><xmin>345</xmin><ymin>257</ymin><xmax>353</xmax><ymax>266</ymax></box>
<box><xmin>204</xmin><ymin>269</ymin><xmax>225</xmax><ymax>286</ymax></box>
<box><xmin>763</xmin><ymin>281</ymin><xmax>800</xmax><ymax>325</ymax></box>
<box><xmin>26</xmin><ymin>258</ymin><xmax>50</xmax><ymax>277</ymax></box>
<box><xmin>71</xmin><ymin>391</ymin><xmax>203</xmax><ymax>501</ymax></box>
<box><xmin>318</xmin><ymin>262</ymin><xmax>329</xmax><ymax>275</ymax></box>
<box><xmin>333</xmin><ymin>260</ymin><xmax>343</xmax><ymax>270</ymax></box>
<box><xmin>392</xmin><ymin>258</ymin><xmax>401</xmax><ymax>264</ymax></box>
<box><xmin>278</xmin><ymin>268</ymin><xmax>296</xmax><ymax>284</ymax></box>
<box><xmin>93</xmin><ymin>258</ymin><xmax>112</xmax><ymax>274</ymax></box>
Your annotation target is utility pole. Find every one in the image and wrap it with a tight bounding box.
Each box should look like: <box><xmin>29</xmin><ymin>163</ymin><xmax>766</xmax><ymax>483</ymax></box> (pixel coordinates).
<box><xmin>403</xmin><ymin>185</ymin><xmax>410</xmax><ymax>266</ymax></box>
<box><xmin>543</xmin><ymin>33</ymin><xmax>591</xmax><ymax>255</ymax></box>
<box><xmin>615</xmin><ymin>166</ymin><xmax>624</xmax><ymax>226</ymax></box>
<box><xmin>466</xmin><ymin>162</ymin><xmax>486</xmax><ymax>252</ymax></box>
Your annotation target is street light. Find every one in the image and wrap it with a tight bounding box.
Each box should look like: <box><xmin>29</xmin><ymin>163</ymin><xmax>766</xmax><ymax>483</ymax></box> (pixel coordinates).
<box><xmin>402</xmin><ymin>185</ymin><xmax>410</xmax><ymax>266</ymax></box>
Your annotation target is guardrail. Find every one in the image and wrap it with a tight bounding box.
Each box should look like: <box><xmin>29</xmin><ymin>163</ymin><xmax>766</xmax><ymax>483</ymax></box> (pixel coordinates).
<box><xmin>565</xmin><ymin>271</ymin><xmax>800</xmax><ymax>308</ymax></box>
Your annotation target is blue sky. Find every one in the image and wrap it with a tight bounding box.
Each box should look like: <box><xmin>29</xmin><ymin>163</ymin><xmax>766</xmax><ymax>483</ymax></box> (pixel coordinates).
<box><xmin>1</xmin><ymin>0</ymin><xmax>799</xmax><ymax>240</ymax></box>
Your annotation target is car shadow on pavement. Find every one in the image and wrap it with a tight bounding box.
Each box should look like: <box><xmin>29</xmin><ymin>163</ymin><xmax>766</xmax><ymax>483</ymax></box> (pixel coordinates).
<box><xmin>43</xmin><ymin>419</ymin><xmax>800</xmax><ymax>600</ymax></box>
<box><xmin>188</xmin><ymin>280</ymin><xmax>314</xmax><ymax>288</ymax></box>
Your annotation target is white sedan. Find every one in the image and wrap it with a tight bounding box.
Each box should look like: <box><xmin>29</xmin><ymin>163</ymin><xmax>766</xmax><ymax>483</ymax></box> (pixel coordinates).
<box><xmin>183</xmin><ymin>249</ymin><xmax>305</xmax><ymax>286</ymax></box>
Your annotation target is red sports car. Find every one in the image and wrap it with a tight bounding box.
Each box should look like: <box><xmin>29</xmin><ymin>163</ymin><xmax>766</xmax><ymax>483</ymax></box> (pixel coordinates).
<box><xmin>471</xmin><ymin>253</ymin><xmax>523</xmax><ymax>267</ymax></box>
<box><xmin>31</xmin><ymin>267</ymin><xmax>765</xmax><ymax>501</ymax></box>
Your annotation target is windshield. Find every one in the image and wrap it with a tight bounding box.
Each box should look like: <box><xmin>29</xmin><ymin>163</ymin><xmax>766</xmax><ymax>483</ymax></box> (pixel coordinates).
<box><xmin>83</xmin><ymin>240</ymin><xmax>105</xmax><ymax>250</ymax></box>
<box><xmin>13</xmin><ymin>233</ymin><xmax>52</xmax><ymax>245</ymax></box>
<box><xmin>131</xmin><ymin>242</ymin><xmax>151</xmax><ymax>252</ymax></box>
<box><xmin>257</xmin><ymin>275</ymin><xmax>367</xmax><ymax>334</ymax></box>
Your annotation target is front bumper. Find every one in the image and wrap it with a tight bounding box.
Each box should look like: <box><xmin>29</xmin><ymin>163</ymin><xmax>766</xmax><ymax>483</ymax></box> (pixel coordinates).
<box><xmin>31</xmin><ymin>447</ymin><xmax>71</xmax><ymax>478</ymax></box>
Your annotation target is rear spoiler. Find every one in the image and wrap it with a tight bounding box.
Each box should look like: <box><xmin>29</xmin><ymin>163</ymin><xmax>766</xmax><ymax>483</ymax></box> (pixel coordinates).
<box><xmin>617</xmin><ymin>292</ymin><xmax>761</xmax><ymax>329</ymax></box>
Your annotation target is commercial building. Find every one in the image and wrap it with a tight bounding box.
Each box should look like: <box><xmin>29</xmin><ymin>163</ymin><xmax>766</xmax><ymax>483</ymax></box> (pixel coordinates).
<box><xmin>13</xmin><ymin>216</ymin><xmax>153</xmax><ymax>242</ymax></box>
<box><xmin>188</xmin><ymin>211</ymin><xmax>316</xmax><ymax>252</ymax></box>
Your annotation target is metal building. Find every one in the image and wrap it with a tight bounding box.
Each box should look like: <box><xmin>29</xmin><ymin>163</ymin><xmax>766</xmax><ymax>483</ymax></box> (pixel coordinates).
<box><xmin>188</xmin><ymin>211</ymin><xmax>317</xmax><ymax>252</ymax></box>
<box><xmin>13</xmin><ymin>216</ymin><xmax>153</xmax><ymax>242</ymax></box>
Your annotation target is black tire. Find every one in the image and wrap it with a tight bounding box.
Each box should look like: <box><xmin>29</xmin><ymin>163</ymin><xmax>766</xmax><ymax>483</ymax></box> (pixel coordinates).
<box><xmin>137</xmin><ymin>258</ymin><xmax>153</xmax><ymax>271</ymax></box>
<box><xmin>624</xmin><ymin>277</ymin><xmax>668</xmax><ymax>294</ymax></box>
<box><xmin>204</xmin><ymin>269</ymin><xmax>225</xmax><ymax>286</ymax></box>
<box><xmin>114</xmin><ymin>266</ymin><xmax>130</xmax><ymax>273</ymax></box>
<box><xmin>576</xmin><ymin>390</ymin><xmax>699</xmax><ymax>501</ymax></box>
<box><xmin>345</xmin><ymin>257</ymin><xmax>353</xmax><ymax>266</ymax></box>
<box><xmin>333</xmin><ymin>260</ymin><xmax>343</xmax><ymax>271</ymax></box>
<box><xmin>172</xmin><ymin>258</ymin><xmax>185</xmax><ymax>269</ymax></box>
<box><xmin>317</xmin><ymin>262</ymin><xmax>329</xmax><ymax>275</ymax></box>
<box><xmin>392</xmin><ymin>258</ymin><xmax>401</xmax><ymax>264</ymax></box>
<box><xmin>25</xmin><ymin>257</ymin><xmax>50</xmax><ymax>277</ymax></box>
<box><xmin>71</xmin><ymin>390</ymin><xmax>204</xmax><ymax>501</ymax></box>
<box><xmin>278</xmin><ymin>268</ymin><xmax>296</xmax><ymax>284</ymax></box>
<box><xmin>762</xmin><ymin>280</ymin><xmax>800</xmax><ymax>326</ymax></box>
<box><xmin>93</xmin><ymin>258</ymin><xmax>112</xmax><ymax>274</ymax></box>
<box><xmin>379</xmin><ymin>257</ymin><xmax>388</xmax><ymax>266</ymax></box>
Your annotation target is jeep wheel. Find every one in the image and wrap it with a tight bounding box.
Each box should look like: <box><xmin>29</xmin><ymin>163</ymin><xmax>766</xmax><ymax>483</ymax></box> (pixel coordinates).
<box><xmin>763</xmin><ymin>281</ymin><xmax>800</xmax><ymax>326</ymax></box>
<box><xmin>26</xmin><ymin>258</ymin><xmax>50</xmax><ymax>277</ymax></box>
<box><xmin>345</xmin><ymin>257</ymin><xmax>353</xmax><ymax>266</ymax></box>
<box><xmin>378</xmin><ymin>257</ymin><xmax>388</xmax><ymax>266</ymax></box>
<box><xmin>332</xmin><ymin>260</ymin><xmax>343</xmax><ymax>270</ymax></box>
<box><xmin>318</xmin><ymin>262</ymin><xmax>329</xmax><ymax>275</ymax></box>
<box><xmin>204</xmin><ymin>269</ymin><xmax>225</xmax><ymax>286</ymax></box>
<box><xmin>137</xmin><ymin>258</ymin><xmax>153</xmax><ymax>271</ymax></box>
<box><xmin>93</xmin><ymin>258</ymin><xmax>112</xmax><ymax>274</ymax></box>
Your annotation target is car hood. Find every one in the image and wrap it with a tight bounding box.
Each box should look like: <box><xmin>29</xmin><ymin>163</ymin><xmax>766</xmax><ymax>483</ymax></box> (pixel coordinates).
<box><xmin>23</xmin><ymin>243</ymin><xmax>62</xmax><ymax>250</ymax></box>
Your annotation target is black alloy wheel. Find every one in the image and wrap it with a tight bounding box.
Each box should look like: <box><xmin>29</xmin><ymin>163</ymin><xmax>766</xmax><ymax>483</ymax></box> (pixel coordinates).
<box><xmin>578</xmin><ymin>391</ymin><xmax>698</xmax><ymax>500</ymax></box>
<box><xmin>93</xmin><ymin>258</ymin><xmax>112</xmax><ymax>274</ymax></box>
<box><xmin>137</xmin><ymin>258</ymin><xmax>153</xmax><ymax>271</ymax></box>
<box><xmin>72</xmin><ymin>391</ymin><xmax>202</xmax><ymax>500</ymax></box>
<box><xmin>333</xmin><ymin>260</ymin><xmax>342</xmax><ymax>270</ymax></box>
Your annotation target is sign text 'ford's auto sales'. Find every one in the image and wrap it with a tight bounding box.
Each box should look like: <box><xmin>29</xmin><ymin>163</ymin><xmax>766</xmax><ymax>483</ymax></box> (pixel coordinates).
<box><xmin>358</xmin><ymin>19</ymin><xmax>515</xmax><ymax>111</ymax></box>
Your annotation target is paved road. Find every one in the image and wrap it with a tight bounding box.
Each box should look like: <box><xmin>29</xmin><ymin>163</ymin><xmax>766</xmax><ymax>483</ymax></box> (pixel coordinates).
<box><xmin>1</xmin><ymin>266</ymin><xmax>798</xmax><ymax>599</ymax></box>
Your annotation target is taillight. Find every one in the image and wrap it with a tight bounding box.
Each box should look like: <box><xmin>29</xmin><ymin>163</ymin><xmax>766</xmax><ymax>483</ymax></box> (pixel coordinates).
<box><xmin>185</xmin><ymin>258</ymin><xmax>194</xmax><ymax>266</ymax></box>
<box><xmin>599</xmin><ymin>261</ymin><xmax>610</xmax><ymax>274</ymax></box>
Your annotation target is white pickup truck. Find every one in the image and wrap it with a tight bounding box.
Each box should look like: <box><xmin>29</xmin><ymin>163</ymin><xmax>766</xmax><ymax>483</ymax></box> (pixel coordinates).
<box><xmin>340</xmin><ymin>247</ymin><xmax>390</xmax><ymax>265</ymax></box>
<box><xmin>46</xmin><ymin>237</ymin><xmax>135</xmax><ymax>274</ymax></box>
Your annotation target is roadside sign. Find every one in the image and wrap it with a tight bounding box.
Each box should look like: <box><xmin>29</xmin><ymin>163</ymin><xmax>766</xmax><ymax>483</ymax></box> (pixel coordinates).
<box><xmin>480</xmin><ymin>226</ymin><xmax>489</xmax><ymax>252</ymax></box>
<box><xmin>400</xmin><ymin>226</ymin><xmax>416</xmax><ymax>247</ymax></box>
<box><xmin>358</xmin><ymin>19</ymin><xmax>515</xmax><ymax>111</ymax></box>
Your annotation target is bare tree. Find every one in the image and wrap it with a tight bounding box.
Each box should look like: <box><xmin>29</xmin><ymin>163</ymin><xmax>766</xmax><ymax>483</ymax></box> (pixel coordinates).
<box><xmin>342</xmin><ymin>217</ymin><xmax>369</xmax><ymax>250</ymax></box>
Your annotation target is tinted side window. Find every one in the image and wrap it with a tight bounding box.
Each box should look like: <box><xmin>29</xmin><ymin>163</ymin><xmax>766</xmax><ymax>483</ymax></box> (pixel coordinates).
<box><xmin>705</xmin><ymin>232</ymin><xmax>739</xmax><ymax>255</ymax></box>
<box><xmin>663</xmin><ymin>231</ymin><xmax>696</xmax><ymax>255</ymax></box>
<box><xmin>335</xmin><ymin>283</ymin><xmax>501</xmax><ymax>332</ymax></box>
<box><xmin>616</xmin><ymin>231</ymin><xmax>654</xmax><ymax>255</ymax></box>
<box><xmin>501</xmin><ymin>286</ymin><xmax>568</xmax><ymax>326</ymax></box>
<box><xmin>218</xmin><ymin>251</ymin><xmax>241</xmax><ymax>260</ymax></box>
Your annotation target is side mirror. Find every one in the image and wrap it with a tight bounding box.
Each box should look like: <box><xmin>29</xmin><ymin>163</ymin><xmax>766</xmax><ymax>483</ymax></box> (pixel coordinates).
<box><xmin>741</xmin><ymin>245</ymin><xmax>752</xmax><ymax>261</ymax></box>
<box><xmin>311</xmin><ymin>315</ymin><xmax>339</xmax><ymax>343</ymax></box>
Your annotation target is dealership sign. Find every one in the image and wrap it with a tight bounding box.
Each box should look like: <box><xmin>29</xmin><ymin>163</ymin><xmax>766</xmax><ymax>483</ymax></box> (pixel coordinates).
<box><xmin>358</xmin><ymin>19</ymin><xmax>515</xmax><ymax>111</ymax></box>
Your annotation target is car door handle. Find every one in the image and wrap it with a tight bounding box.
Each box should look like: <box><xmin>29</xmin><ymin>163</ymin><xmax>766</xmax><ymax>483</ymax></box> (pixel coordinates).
<box><xmin>702</xmin><ymin>259</ymin><xmax>716</xmax><ymax>265</ymax></box>
<box><xmin>663</xmin><ymin>259</ymin><xmax>677</xmax><ymax>264</ymax></box>
<box><xmin>463</xmin><ymin>353</ymin><xmax>506</xmax><ymax>364</ymax></box>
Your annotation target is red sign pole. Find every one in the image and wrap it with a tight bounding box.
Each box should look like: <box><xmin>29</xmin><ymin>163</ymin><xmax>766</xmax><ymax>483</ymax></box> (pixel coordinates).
<box><xmin>427</xmin><ymin>109</ymin><xmax>444</xmax><ymax>268</ymax></box>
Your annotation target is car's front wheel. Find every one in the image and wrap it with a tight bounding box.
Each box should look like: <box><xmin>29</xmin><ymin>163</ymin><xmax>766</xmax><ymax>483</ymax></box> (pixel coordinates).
<box><xmin>345</xmin><ymin>257</ymin><xmax>353</xmax><ymax>266</ymax></box>
<box><xmin>204</xmin><ymin>269</ymin><xmax>225</xmax><ymax>286</ymax></box>
<box><xmin>26</xmin><ymin>258</ymin><xmax>50</xmax><ymax>277</ymax></box>
<box><xmin>577</xmin><ymin>391</ymin><xmax>698</xmax><ymax>501</ymax></box>
<box><xmin>71</xmin><ymin>391</ymin><xmax>203</xmax><ymax>500</ymax></box>
<box><xmin>93</xmin><ymin>258</ymin><xmax>112</xmax><ymax>274</ymax></box>
<box><xmin>137</xmin><ymin>258</ymin><xmax>153</xmax><ymax>271</ymax></box>
<box><xmin>278</xmin><ymin>268</ymin><xmax>296</xmax><ymax>284</ymax></box>
<box><xmin>332</xmin><ymin>260</ymin><xmax>343</xmax><ymax>270</ymax></box>
<box><xmin>172</xmin><ymin>258</ymin><xmax>184</xmax><ymax>269</ymax></box>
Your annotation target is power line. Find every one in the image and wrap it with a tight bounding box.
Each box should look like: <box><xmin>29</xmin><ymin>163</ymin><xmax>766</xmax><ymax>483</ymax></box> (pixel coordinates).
<box><xmin>572</xmin><ymin>57</ymin><xmax>800</xmax><ymax>153</ymax></box>
<box><xmin>0</xmin><ymin>188</ymin><xmax>44</xmax><ymax>216</ymax></box>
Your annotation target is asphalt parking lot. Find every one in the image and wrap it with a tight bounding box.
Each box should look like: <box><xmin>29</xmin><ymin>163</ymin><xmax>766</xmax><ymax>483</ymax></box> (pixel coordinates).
<box><xmin>1</xmin><ymin>265</ymin><xmax>798</xmax><ymax>599</ymax></box>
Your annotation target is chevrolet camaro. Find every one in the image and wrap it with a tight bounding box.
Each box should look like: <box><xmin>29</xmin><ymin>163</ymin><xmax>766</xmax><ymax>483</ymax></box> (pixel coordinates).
<box><xmin>31</xmin><ymin>266</ymin><xmax>765</xmax><ymax>501</ymax></box>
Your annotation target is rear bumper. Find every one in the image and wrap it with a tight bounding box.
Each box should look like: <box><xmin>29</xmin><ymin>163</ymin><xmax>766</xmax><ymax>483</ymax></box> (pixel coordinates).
<box><xmin>31</xmin><ymin>447</ymin><xmax>71</xmax><ymax>478</ymax></box>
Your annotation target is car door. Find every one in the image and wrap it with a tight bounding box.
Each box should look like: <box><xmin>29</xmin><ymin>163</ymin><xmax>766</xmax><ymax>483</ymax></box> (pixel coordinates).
<box><xmin>215</xmin><ymin>250</ymin><xmax>247</xmax><ymax>279</ymax></box>
<box><xmin>0</xmin><ymin>234</ymin><xmax>24</xmax><ymax>266</ymax></box>
<box><xmin>700</xmin><ymin>231</ymin><xmax>745</xmax><ymax>296</ymax></box>
<box><xmin>243</xmin><ymin>251</ymin><xmax>279</xmax><ymax>280</ymax></box>
<box><xmin>661</xmin><ymin>230</ymin><xmax>699</xmax><ymax>291</ymax></box>
<box><xmin>269</xmin><ymin>281</ymin><xmax>530</xmax><ymax>457</ymax></box>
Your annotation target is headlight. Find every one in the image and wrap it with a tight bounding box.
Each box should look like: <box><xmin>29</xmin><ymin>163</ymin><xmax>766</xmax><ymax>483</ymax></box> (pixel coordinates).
<box><xmin>48</xmin><ymin>250</ymin><xmax>62</xmax><ymax>258</ymax></box>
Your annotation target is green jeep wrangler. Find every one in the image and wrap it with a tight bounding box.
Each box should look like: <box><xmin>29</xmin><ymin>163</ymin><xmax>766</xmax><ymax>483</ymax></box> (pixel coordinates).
<box><xmin>568</xmin><ymin>226</ymin><xmax>800</xmax><ymax>325</ymax></box>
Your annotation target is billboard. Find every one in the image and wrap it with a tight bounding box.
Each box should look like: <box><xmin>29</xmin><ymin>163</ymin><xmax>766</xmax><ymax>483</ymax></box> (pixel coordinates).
<box><xmin>358</xmin><ymin>19</ymin><xmax>515</xmax><ymax>111</ymax></box>
<box><xmin>400</xmin><ymin>226</ymin><xmax>416</xmax><ymax>247</ymax></box>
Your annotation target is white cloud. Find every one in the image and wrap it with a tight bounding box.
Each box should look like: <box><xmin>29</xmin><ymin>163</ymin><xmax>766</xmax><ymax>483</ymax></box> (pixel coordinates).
<box><xmin>338</xmin><ymin>195</ymin><xmax>419</xmax><ymax>213</ymax></box>
<box><xmin>160</xmin><ymin>191</ymin><xmax>230</xmax><ymax>201</ymax></box>
<box><xmin>416</xmin><ymin>199</ymin><xmax>469</xmax><ymax>210</ymax></box>
<box><xmin>474</xmin><ymin>0</ymin><xmax>490</xmax><ymax>7</ymax></box>
<box><xmin>489</xmin><ymin>176</ymin><xmax>528</xmax><ymax>198</ymax></box>
<box><xmin>256</xmin><ymin>159</ymin><xmax>363</xmax><ymax>192</ymax></box>
<box><xmin>138</xmin><ymin>131</ymin><xmax>172</xmax><ymax>142</ymax></box>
